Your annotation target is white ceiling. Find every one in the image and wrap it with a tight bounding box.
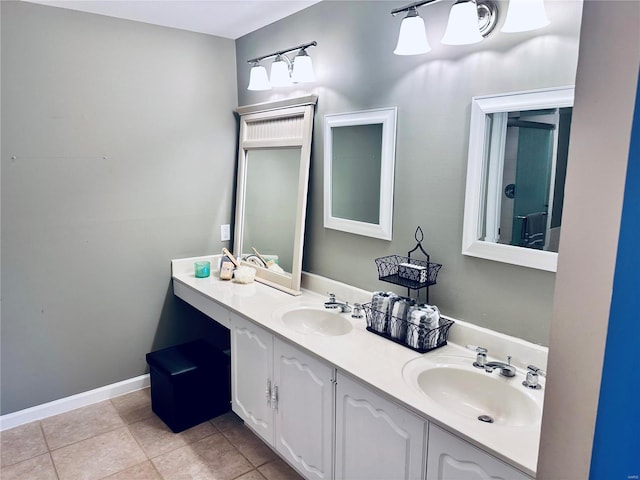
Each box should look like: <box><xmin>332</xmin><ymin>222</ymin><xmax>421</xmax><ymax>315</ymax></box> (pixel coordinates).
<box><xmin>22</xmin><ymin>0</ymin><xmax>322</xmax><ymax>39</ymax></box>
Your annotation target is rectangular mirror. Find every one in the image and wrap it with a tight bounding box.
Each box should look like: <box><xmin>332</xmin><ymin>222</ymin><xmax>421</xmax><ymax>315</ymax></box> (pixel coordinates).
<box><xmin>324</xmin><ymin>107</ymin><xmax>397</xmax><ymax>240</ymax></box>
<box><xmin>234</xmin><ymin>95</ymin><xmax>317</xmax><ymax>295</ymax></box>
<box><xmin>462</xmin><ymin>86</ymin><xmax>574</xmax><ymax>272</ymax></box>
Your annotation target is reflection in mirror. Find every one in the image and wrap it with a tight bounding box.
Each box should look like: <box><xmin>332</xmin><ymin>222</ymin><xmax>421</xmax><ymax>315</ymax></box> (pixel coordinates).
<box><xmin>241</xmin><ymin>148</ymin><xmax>301</xmax><ymax>274</ymax></box>
<box><xmin>234</xmin><ymin>95</ymin><xmax>317</xmax><ymax>295</ymax></box>
<box><xmin>462</xmin><ymin>86</ymin><xmax>574</xmax><ymax>272</ymax></box>
<box><xmin>483</xmin><ymin>107</ymin><xmax>572</xmax><ymax>252</ymax></box>
<box><xmin>331</xmin><ymin>124</ymin><xmax>382</xmax><ymax>224</ymax></box>
<box><xmin>324</xmin><ymin>107</ymin><xmax>397</xmax><ymax>240</ymax></box>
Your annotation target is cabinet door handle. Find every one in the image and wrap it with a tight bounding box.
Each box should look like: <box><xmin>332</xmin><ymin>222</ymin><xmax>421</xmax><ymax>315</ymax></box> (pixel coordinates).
<box><xmin>265</xmin><ymin>379</ymin><xmax>271</xmax><ymax>406</ymax></box>
<box><xmin>271</xmin><ymin>385</ymin><xmax>278</xmax><ymax>411</ymax></box>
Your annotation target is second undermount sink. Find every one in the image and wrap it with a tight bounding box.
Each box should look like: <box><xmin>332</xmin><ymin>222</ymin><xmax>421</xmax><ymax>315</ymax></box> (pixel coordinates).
<box><xmin>278</xmin><ymin>306</ymin><xmax>353</xmax><ymax>337</ymax></box>
<box><xmin>403</xmin><ymin>356</ymin><xmax>542</xmax><ymax>427</ymax></box>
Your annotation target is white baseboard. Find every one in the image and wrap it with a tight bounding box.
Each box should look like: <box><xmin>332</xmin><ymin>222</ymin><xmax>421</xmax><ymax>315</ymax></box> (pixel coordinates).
<box><xmin>0</xmin><ymin>374</ymin><xmax>150</xmax><ymax>431</ymax></box>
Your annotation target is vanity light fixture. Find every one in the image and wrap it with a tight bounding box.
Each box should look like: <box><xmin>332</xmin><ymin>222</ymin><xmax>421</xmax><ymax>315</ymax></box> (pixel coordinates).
<box><xmin>394</xmin><ymin>7</ymin><xmax>432</xmax><ymax>55</ymax></box>
<box><xmin>247</xmin><ymin>62</ymin><xmax>271</xmax><ymax>91</ymax></box>
<box><xmin>291</xmin><ymin>48</ymin><xmax>317</xmax><ymax>83</ymax></box>
<box><xmin>270</xmin><ymin>55</ymin><xmax>293</xmax><ymax>87</ymax></box>
<box><xmin>246</xmin><ymin>41</ymin><xmax>317</xmax><ymax>91</ymax></box>
<box><xmin>441</xmin><ymin>0</ymin><xmax>485</xmax><ymax>45</ymax></box>
<box><xmin>392</xmin><ymin>0</ymin><xmax>497</xmax><ymax>52</ymax></box>
<box><xmin>501</xmin><ymin>0</ymin><xmax>550</xmax><ymax>33</ymax></box>
<box><xmin>391</xmin><ymin>0</ymin><xmax>548</xmax><ymax>54</ymax></box>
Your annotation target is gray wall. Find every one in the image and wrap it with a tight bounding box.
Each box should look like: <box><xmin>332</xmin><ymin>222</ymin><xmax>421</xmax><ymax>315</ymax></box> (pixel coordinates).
<box><xmin>236</xmin><ymin>0</ymin><xmax>583</xmax><ymax>345</ymax></box>
<box><xmin>1</xmin><ymin>1</ymin><xmax>238</xmax><ymax>414</ymax></box>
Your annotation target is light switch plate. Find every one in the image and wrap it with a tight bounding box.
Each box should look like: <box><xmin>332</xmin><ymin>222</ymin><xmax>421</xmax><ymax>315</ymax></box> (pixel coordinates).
<box><xmin>220</xmin><ymin>224</ymin><xmax>231</xmax><ymax>241</ymax></box>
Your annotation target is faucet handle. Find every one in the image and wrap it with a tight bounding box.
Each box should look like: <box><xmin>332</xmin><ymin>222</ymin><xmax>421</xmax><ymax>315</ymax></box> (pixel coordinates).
<box><xmin>468</xmin><ymin>345</ymin><xmax>488</xmax><ymax>368</ymax></box>
<box><xmin>352</xmin><ymin>303</ymin><xmax>363</xmax><ymax>319</ymax></box>
<box><xmin>467</xmin><ymin>344</ymin><xmax>487</xmax><ymax>354</ymax></box>
<box><xmin>526</xmin><ymin>365</ymin><xmax>546</xmax><ymax>376</ymax></box>
<box><xmin>523</xmin><ymin>365</ymin><xmax>545</xmax><ymax>389</ymax></box>
<box><xmin>327</xmin><ymin>292</ymin><xmax>336</xmax><ymax>302</ymax></box>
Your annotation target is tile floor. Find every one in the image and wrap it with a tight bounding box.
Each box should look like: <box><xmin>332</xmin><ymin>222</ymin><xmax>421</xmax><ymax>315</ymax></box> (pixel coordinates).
<box><xmin>0</xmin><ymin>388</ymin><xmax>303</xmax><ymax>480</ymax></box>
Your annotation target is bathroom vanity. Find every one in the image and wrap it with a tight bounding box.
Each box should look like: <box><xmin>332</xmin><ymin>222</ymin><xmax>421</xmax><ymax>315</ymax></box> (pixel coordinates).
<box><xmin>172</xmin><ymin>255</ymin><xmax>546</xmax><ymax>479</ymax></box>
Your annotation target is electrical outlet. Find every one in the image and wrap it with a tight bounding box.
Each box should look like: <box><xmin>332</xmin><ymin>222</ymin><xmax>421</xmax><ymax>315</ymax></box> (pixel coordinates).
<box><xmin>220</xmin><ymin>224</ymin><xmax>231</xmax><ymax>242</ymax></box>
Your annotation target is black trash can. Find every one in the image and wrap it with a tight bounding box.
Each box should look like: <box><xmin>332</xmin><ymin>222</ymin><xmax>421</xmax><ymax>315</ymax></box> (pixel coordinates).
<box><xmin>146</xmin><ymin>340</ymin><xmax>231</xmax><ymax>433</ymax></box>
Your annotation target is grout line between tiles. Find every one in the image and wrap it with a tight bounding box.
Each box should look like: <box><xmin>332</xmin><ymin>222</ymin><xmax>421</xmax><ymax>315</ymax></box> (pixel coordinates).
<box><xmin>230</xmin><ymin>467</ymin><xmax>266</xmax><ymax>480</ymax></box>
<box><xmin>45</xmin><ymin>423</ymin><xmax>128</xmax><ymax>453</ymax></box>
<box><xmin>126</xmin><ymin>420</ymin><xmax>153</xmax><ymax>462</ymax></box>
<box><xmin>213</xmin><ymin>422</ymin><xmax>264</xmax><ymax>467</ymax></box>
<box><xmin>148</xmin><ymin>458</ymin><xmax>166</xmax><ymax>480</ymax></box>
<box><xmin>49</xmin><ymin>451</ymin><xmax>62</xmax><ymax>480</ymax></box>
<box><xmin>38</xmin><ymin>421</ymin><xmax>51</xmax><ymax>453</ymax></box>
<box><xmin>38</xmin><ymin>421</ymin><xmax>62</xmax><ymax>480</ymax></box>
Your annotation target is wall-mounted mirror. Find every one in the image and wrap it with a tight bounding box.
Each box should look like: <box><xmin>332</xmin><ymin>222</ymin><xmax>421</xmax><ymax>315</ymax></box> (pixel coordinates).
<box><xmin>324</xmin><ymin>107</ymin><xmax>397</xmax><ymax>241</ymax></box>
<box><xmin>234</xmin><ymin>95</ymin><xmax>317</xmax><ymax>295</ymax></box>
<box><xmin>462</xmin><ymin>86</ymin><xmax>574</xmax><ymax>272</ymax></box>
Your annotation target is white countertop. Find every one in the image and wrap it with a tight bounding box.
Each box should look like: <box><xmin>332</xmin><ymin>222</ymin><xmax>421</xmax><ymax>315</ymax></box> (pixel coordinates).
<box><xmin>172</xmin><ymin>255</ymin><xmax>546</xmax><ymax>477</ymax></box>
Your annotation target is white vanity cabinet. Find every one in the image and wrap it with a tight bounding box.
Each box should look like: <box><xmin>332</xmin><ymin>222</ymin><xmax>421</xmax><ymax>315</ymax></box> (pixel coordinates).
<box><xmin>231</xmin><ymin>312</ymin><xmax>274</xmax><ymax>442</ymax></box>
<box><xmin>335</xmin><ymin>372</ymin><xmax>427</xmax><ymax>480</ymax></box>
<box><xmin>273</xmin><ymin>338</ymin><xmax>334</xmax><ymax>480</ymax></box>
<box><xmin>230</xmin><ymin>312</ymin><xmax>334</xmax><ymax>480</ymax></box>
<box><xmin>426</xmin><ymin>424</ymin><xmax>533</xmax><ymax>480</ymax></box>
<box><xmin>174</xmin><ymin>261</ymin><xmax>543</xmax><ymax>480</ymax></box>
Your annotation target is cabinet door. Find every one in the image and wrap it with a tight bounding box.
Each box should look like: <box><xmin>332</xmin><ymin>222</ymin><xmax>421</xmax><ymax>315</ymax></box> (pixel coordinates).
<box><xmin>273</xmin><ymin>339</ymin><xmax>335</xmax><ymax>480</ymax></box>
<box><xmin>426</xmin><ymin>424</ymin><xmax>533</xmax><ymax>480</ymax></box>
<box><xmin>335</xmin><ymin>373</ymin><xmax>426</xmax><ymax>480</ymax></box>
<box><xmin>230</xmin><ymin>312</ymin><xmax>274</xmax><ymax>443</ymax></box>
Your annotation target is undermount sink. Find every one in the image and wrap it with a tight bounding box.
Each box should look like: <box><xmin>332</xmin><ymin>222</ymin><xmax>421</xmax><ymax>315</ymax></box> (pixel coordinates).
<box><xmin>278</xmin><ymin>306</ymin><xmax>353</xmax><ymax>337</ymax></box>
<box><xmin>403</xmin><ymin>356</ymin><xmax>542</xmax><ymax>427</ymax></box>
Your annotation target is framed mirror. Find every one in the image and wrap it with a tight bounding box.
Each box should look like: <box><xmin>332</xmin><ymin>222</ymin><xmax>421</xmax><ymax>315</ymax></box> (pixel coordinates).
<box><xmin>234</xmin><ymin>95</ymin><xmax>317</xmax><ymax>295</ymax></box>
<box><xmin>324</xmin><ymin>107</ymin><xmax>397</xmax><ymax>240</ymax></box>
<box><xmin>462</xmin><ymin>86</ymin><xmax>574</xmax><ymax>272</ymax></box>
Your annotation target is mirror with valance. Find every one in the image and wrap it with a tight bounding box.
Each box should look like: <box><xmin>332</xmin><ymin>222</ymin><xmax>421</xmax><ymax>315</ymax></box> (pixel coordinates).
<box><xmin>234</xmin><ymin>95</ymin><xmax>317</xmax><ymax>295</ymax></box>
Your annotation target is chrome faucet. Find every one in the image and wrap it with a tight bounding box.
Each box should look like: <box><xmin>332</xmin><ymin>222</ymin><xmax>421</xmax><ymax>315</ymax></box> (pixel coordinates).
<box><xmin>324</xmin><ymin>293</ymin><xmax>352</xmax><ymax>313</ymax></box>
<box><xmin>484</xmin><ymin>356</ymin><xmax>516</xmax><ymax>378</ymax></box>
<box><xmin>469</xmin><ymin>346</ymin><xmax>516</xmax><ymax>378</ymax></box>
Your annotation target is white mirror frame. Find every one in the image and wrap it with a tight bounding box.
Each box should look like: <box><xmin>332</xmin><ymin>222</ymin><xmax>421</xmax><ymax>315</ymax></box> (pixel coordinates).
<box><xmin>234</xmin><ymin>95</ymin><xmax>317</xmax><ymax>295</ymax></box>
<box><xmin>323</xmin><ymin>107</ymin><xmax>397</xmax><ymax>241</ymax></box>
<box><xmin>462</xmin><ymin>86</ymin><xmax>574</xmax><ymax>272</ymax></box>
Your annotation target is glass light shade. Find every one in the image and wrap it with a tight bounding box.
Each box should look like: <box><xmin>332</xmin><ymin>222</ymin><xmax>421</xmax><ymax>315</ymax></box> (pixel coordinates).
<box><xmin>270</xmin><ymin>57</ymin><xmax>292</xmax><ymax>87</ymax></box>
<box><xmin>291</xmin><ymin>53</ymin><xmax>316</xmax><ymax>83</ymax></box>
<box><xmin>501</xmin><ymin>0</ymin><xmax>550</xmax><ymax>32</ymax></box>
<box><xmin>394</xmin><ymin>13</ymin><xmax>431</xmax><ymax>55</ymax></box>
<box><xmin>441</xmin><ymin>0</ymin><xmax>484</xmax><ymax>45</ymax></box>
<box><xmin>247</xmin><ymin>64</ymin><xmax>271</xmax><ymax>91</ymax></box>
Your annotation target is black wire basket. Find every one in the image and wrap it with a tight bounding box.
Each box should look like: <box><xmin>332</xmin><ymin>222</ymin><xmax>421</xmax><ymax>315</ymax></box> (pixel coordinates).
<box><xmin>362</xmin><ymin>302</ymin><xmax>454</xmax><ymax>354</ymax></box>
<box><xmin>375</xmin><ymin>255</ymin><xmax>442</xmax><ymax>290</ymax></box>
